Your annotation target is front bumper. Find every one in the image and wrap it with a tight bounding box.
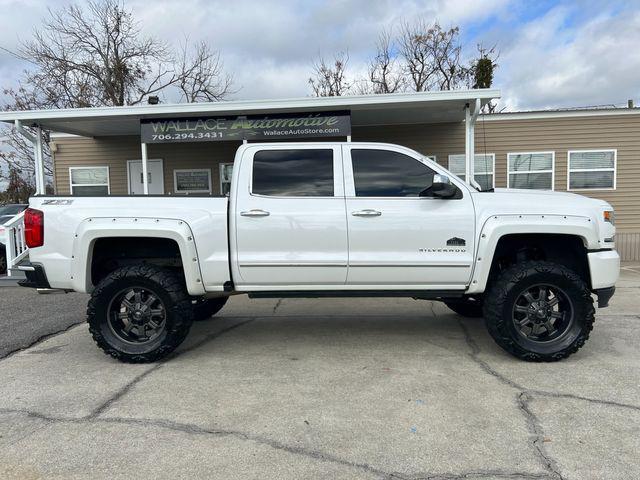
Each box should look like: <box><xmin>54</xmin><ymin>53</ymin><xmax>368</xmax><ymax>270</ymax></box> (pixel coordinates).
<box><xmin>587</xmin><ymin>250</ymin><xmax>620</xmax><ymax>290</ymax></box>
<box><xmin>587</xmin><ymin>249</ymin><xmax>619</xmax><ymax>308</ymax></box>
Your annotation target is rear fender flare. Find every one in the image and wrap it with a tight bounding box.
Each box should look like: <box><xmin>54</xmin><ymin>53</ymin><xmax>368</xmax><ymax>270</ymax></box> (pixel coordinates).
<box><xmin>72</xmin><ymin>217</ymin><xmax>205</xmax><ymax>295</ymax></box>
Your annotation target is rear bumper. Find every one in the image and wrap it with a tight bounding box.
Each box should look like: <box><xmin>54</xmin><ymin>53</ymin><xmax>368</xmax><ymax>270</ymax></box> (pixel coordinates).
<box><xmin>587</xmin><ymin>250</ymin><xmax>620</xmax><ymax>290</ymax></box>
<box><xmin>16</xmin><ymin>261</ymin><xmax>51</xmax><ymax>289</ymax></box>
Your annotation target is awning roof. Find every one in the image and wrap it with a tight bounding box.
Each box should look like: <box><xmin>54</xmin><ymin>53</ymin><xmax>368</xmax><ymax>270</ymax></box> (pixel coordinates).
<box><xmin>0</xmin><ymin>89</ymin><xmax>499</xmax><ymax>137</ymax></box>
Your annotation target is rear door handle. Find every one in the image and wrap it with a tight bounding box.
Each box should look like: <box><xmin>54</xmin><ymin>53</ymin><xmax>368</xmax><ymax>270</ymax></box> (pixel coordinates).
<box><xmin>351</xmin><ymin>209</ymin><xmax>382</xmax><ymax>217</ymax></box>
<box><xmin>240</xmin><ymin>209</ymin><xmax>270</xmax><ymax>217</ymax></box>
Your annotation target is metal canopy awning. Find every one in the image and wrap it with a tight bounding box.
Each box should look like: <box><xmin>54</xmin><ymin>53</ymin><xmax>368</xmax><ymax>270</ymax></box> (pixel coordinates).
<box><xmin>0</xmin><ymin>89</ymin><xmax>499</xmax><ymax>137</ymax></box>
<box><xmin>0</xmin><ymin>89</ymin><xmax>499</xmax><ymax>195</ymax></box>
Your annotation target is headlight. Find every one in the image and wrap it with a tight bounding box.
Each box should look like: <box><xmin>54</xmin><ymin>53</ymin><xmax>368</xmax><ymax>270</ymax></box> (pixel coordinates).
<box><xmin>603</xmin><ymin>210</ymin><xmax>615</xmax><ymax>225</ymax></box>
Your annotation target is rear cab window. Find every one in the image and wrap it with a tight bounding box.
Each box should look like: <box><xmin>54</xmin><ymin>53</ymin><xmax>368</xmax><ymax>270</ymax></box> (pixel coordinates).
<box><xmin>251</xmin><ymin>149</ymin><xmax>335</xmax><ymax>197</ymax></box>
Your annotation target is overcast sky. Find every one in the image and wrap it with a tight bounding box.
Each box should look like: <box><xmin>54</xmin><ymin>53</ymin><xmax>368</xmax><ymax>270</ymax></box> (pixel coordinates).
<box><xmin>0</xmin><ymin>0</ymin><xmax>639</xmax><ymax>111</ymax></box>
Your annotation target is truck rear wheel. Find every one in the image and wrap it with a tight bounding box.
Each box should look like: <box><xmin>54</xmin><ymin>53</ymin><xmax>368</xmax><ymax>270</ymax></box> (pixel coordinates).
<box><xmin>87</xmin><ymin>265</ymin><xmax>193</xmax><ymax>363</ymax></box>
<box><xmin>192</xmin><ymin>296</ymin><xmax>228</xmax><ymax>321</ymax></box>
<box><xmin>483</xmin><ymin>260</ymin><xmax>595</xmax><ymax>362</ymax></box>
<box><xmin>0</xmin><ymin>251</ymin><xmax>6</xmax><ymax>275</ymax></box>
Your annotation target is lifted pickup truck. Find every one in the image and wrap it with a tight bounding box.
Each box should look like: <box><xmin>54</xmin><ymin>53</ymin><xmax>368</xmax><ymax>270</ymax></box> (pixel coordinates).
<box><xmin>19</xmin><ymin>142</ymin><xmax>619</xmax><ymax>363</ymax></box>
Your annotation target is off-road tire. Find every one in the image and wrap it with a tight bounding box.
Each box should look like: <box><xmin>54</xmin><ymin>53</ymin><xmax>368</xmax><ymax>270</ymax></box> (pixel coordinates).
<box><xmin>483</xmin><ymin>260</ymin><xmax>595</xmax><ymax>362</ymax></box>
<box><xmin>192</xmin><ymin>296</ymin><xmax>228</xmax><ymax>321</ymax></box>
<box><xmin>444</xmin><ymin>297</ymin><xmax>484</xmax><ymax>318</ymax></box>
<box><xmin>87</xmin><ymin>265</ymin><xmax>193</xmax><ymax>363</ymax></box>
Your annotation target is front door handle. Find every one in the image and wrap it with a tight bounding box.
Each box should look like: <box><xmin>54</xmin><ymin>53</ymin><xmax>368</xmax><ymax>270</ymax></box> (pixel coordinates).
<box><xmin>351</xmin><ymin>209</ymin><xmax>382</xmax><ymax>217</ymax></box>
<box><xmin>240</xmin><ymin>209</ymin><xmax>270</xmax><ymax>217</ymax></box>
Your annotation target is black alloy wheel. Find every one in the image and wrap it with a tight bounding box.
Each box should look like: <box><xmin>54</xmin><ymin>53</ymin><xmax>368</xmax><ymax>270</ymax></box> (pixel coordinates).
<box><xmin>512</xmin><ymin>284</ymin><xmax>574</xmax><ymax>343</ymax></box>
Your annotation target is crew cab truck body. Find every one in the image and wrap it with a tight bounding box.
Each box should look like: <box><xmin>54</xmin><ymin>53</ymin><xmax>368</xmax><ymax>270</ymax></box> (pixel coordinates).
<box><xmin>19</xmin><ymin>142</ymin><xmax>619</xmax><ymax>362</ymax></box>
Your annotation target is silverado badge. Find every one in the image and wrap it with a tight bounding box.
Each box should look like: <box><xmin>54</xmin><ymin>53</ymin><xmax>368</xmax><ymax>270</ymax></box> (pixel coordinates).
<box><xmin>446</xmin><ymin>237</ymin><xmax>466</xmax><ymax>247</ymax></box>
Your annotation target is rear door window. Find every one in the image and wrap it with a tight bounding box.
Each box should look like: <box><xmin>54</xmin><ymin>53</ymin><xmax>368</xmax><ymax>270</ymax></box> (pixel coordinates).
<box><xmin>351</xmin><ymin>149</ymin><xmax>436</xmax><ymax>197</ymax></box>
<box><xmin>252</xmin><ymin>149</ymin><xmax>334</xmax><ymax>197</ymax></box>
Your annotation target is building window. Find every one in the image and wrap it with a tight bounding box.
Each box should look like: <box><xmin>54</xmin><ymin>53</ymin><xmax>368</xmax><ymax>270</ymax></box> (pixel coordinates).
<box><xmin>174</xmin><ymin>169</ymin><xmax>212</xmax><ymax>194</ymax></box>
<box><xmin>69</xmin><ymin>166</ymin><xmax>109</xmax><ymax>195</ymax></box>
<box><xmin>352</xmin><ymin>149</ymin><xmax>436</xmax><ymax>197</ymax></box>
<box><xmin>448</xmin><ymin>154</ymin><xmax>495</xmax><ymax>190</ymax></box>
<box><xmin>252</xmin><ymin>149</ymin><xmax>334</xmax><ymax>197</ymax></box>
<box><xmin>568</xmin><ymin>150</ymin><xmax>616</xmax><ymax>190</ymax></box>
<box><xmin>220</xmin><ymin>163</ymin><xmax>233</xmax><ymax>196</ymax></box>
<box><xmin>507</xmin><ymin>152</ymin><xmax>554</xmax><ymax>190</ymax></box>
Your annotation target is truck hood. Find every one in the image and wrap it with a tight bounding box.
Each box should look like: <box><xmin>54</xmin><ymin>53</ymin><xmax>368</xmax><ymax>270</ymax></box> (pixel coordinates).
<box><xmin>471</xmin><ymin>188</ymin><xmax>612</xmax><ymax>218</ymax></box>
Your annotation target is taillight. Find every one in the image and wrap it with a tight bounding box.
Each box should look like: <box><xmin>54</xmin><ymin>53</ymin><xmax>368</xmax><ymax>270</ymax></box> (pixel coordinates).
<box><xmin>24</xmin><ymin>208</ymin><xmax>44</xmax><ymax>248</ymax></box>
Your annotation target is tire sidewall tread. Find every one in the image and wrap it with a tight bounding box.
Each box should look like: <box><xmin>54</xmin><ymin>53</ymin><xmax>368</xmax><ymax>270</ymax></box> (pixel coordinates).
<box><xmin>483</xmin><ymin>260</ymin><xmax>595</xmax><ymax>362</ymax></box>
<box><xmin>87</xmin><ymin>265</ymin><xmax>193</xmax><ymax>363</ymax></box>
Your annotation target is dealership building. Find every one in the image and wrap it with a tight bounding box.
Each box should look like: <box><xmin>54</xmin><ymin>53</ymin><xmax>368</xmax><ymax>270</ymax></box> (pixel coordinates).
<box><xmin>1</xmin><ymin>88</ymin><xmax>639</xmax><ymax>260</ymax></box>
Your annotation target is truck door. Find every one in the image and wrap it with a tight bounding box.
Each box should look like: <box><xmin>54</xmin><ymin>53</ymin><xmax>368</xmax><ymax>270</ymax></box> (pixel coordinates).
<box><xmin>343</xmin><ymin>145</ymin><xmax>475</xmax><ymax>288</ymax></box>
<box><xmin>232</xmin><ymin>145</ymin><xmax>348</xmax><ymax>287</ymax></box>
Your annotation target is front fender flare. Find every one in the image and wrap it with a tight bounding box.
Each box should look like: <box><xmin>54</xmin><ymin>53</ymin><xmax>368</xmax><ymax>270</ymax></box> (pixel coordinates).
<box><xmin>466</xmin><ymin>214</ymin><xmax>597</xmax><ymax>294</ymax></box>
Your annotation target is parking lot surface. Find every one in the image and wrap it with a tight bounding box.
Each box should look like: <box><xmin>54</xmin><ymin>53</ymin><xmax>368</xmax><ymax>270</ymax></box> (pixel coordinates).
<box><xmin>0</xmin><ymin>265</ymin><xmax>639</xmax><ymax>480</ymax></box>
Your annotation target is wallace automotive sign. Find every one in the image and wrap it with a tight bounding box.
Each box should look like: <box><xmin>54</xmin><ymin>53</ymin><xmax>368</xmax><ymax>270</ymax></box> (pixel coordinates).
<box><xmin>140</xmin><ymin>111</ymin><xmax>351</xmax><ymax>143</ymax></box>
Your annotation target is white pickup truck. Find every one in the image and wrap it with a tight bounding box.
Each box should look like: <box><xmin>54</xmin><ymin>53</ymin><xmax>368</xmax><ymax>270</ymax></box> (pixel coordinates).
<box><xmin>18</xmin><ymin>142</ymin><xmax>619</xmax><ymax>363</ymax></box>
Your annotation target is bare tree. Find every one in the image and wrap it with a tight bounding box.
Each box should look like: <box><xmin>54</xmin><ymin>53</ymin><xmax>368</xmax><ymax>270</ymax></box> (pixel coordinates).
<box><xmin>1</xmin><ymin>0</ymin><xmax>233</xmax><ymax>189</ymax></box>
<box><xmin>368</xmin><ymin>29</ymin><xmax>404</xmax><ymax>94</ymax></box>
<box><xmin>177</xmin><ymin>40</ymin><xmax>234</xmax><ymax>102</ymax></box>
<box><xmin>308</xmin><ymin>52</ymin><xmax>350</xmax><ymax>97</ymax></box>
<box><xmin>398</xmin><ymin>18</ymin><xmax>436</xmax><ymax>92</ymax></box>
<box><xmin>398</xmin><ymin>20</ymin><xmax>469</xmax><ymax>92</ymax></box>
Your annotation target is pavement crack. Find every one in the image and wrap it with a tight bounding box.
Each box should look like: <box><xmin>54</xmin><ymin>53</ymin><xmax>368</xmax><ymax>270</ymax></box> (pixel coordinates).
<box><xmin>456</xmin><ymin>319</ymin><xmax>525</xmax><ymax>390</ymax></box>
<box><xmin>528</xmin><ymin>390</ymin><xmax>640</xmax><ymax>412</ymax></box>
<box><xmin>0</xmin><ymin>408</ymin><xmax>394</xmax><ymax>479</ymax></box>
<box><xmin>517</xmin><ymin>392</ymin><xmax>565</xmax><ymax>480</ymax></box>
<box><xmin>410</xmin><ymin>470</ymin><xmax>556</xmax><ymax>479</ymax></box>
<box><xmin>429</xmin><ymin>301</ymin><xmax>438</xmax><ymax>318</ymax></box>
<box><xmin>0</xmin><ymin>321</ymin><xmax>84</xmax><ymax>361</ymax></box>
<box><xmin>272</xmin><ymin>298</ymin><xmax>284</xmax><ymax>314</ymax></box>
<box><xmin>90</xmin><ymin>317</ymin><xmax>257</xmax><ymax>418</ymax></box>
<box><xmin>89</xmin><ymin>365</ymin><xmax>162</xmax><ymax>418</ymax></box>
<box><xmin>456</xmin><ymin>319</ymin><xmax>640</xmax><ymax>412</ymax></box>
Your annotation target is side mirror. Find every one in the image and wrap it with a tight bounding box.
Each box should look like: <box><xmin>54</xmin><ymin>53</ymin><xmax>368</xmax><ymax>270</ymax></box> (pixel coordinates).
<box><xmin>430</xmin><ymin>174</ymin><xmax>458</xmax><ymax>198</ymax></box>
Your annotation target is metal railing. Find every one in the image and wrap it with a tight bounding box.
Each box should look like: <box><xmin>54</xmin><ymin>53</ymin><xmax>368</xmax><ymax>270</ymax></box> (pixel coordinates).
<box><xmin>3</xmin><ymin>211</ymin><xmax>28</xmax><ymax>276</ymax></box>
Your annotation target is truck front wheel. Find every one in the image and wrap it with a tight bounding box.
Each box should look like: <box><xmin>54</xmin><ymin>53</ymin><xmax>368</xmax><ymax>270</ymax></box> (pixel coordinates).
<box><xmin>87</xmin><ymin>265</ymin><xmax>194</xmax><ymax>363</ymax></box>
<box><xmin>483</xmin><ymin>261</ymin><xmax>595</xmax><ymax>362</ymax></box>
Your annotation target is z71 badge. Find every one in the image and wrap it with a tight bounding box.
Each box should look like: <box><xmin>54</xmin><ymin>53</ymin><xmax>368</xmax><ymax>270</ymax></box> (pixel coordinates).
<box><xmin>42</xmin><ymin>199</ymin><xmax>74</xmax><ymax>205</ymax></box>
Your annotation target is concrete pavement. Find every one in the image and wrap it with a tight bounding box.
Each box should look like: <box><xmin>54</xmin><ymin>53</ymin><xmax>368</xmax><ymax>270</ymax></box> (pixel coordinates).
<box><xmin>0</xmin><ymin>266</ymin><xmax>639</xmax><ymax>479</ymax></box>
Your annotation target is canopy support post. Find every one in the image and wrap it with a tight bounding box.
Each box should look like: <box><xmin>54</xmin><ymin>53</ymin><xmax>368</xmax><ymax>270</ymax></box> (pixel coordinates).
<box><xmin>15</xmin><ymin>120</ymin><xmax>46</xmax><ymax>195</ymax></box>
<box><xmin>464</xmin><ymin>98</ymin><xmax>481</xmax><ymax>189</ymax></box>
<box><xmin>141</xmin><ymin>142</ymin><xmax>149</xmax><ymax>195</ymax></box>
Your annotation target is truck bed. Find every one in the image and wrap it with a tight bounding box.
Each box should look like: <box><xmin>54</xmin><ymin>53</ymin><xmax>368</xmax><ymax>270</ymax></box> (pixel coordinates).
<box><xmin>27</xmin><ymin>196</ymin><xmax>230</xmax><ymax>294</ymax></box>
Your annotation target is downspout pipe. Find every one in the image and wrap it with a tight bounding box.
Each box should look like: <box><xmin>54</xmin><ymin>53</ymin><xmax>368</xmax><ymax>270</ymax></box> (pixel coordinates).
<box><xmin>14</xmin><ymin>120</ymin><xmax>46</xmax><ymax>195</ymax></box>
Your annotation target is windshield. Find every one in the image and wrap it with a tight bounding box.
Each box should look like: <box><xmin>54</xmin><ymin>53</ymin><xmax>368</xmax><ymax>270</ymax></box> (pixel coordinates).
<box><xmin>0</xmin><ymin>204</ymin><xmax>27</xmax><ymax>216</ymax></box>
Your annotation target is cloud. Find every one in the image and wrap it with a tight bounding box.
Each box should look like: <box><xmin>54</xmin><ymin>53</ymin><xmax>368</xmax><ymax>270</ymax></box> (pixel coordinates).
<box><xmin>0</xmin><ymin>0</ymin><xmax>638</xmax><ymax>110</ymax></box>
<box><xmin>496</xmin><ymin>3</ymin><xmax>640</xmax><ymax>110</ymax></box>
